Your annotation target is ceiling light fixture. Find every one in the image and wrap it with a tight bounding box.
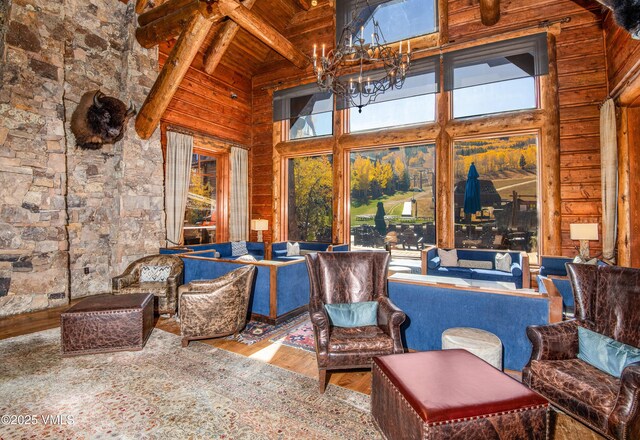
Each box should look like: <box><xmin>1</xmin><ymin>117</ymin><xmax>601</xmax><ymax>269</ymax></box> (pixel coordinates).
<box><xmin>311</xmin><ymin>0</ymin><xmax>411</xmax><ymax>112</ymax></box>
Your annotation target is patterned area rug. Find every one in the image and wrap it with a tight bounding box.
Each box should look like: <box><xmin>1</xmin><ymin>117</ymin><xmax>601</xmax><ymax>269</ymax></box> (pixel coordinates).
<box><xmin>0</xmin><ymin>328</ymin><xmax>381</xmax><ymax>439</ymax></box>
<box><xmin>271</xmin><ymin>318</ymin><xmax>315</xmax><ymax>353</ymax></box>
<box><xmin>226</xmin><ymin>313</ymin><xmax>308</xmax><ymax>345</ymax></box>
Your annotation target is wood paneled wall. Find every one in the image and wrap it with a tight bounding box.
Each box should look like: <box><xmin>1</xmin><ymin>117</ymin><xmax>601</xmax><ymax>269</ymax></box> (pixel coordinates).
<box><xmin>603</xmin><ymin>12</ymin><xmax>640</xmax><ymax>105</ymax></box>
<box><xmin>250</xmin><ymin>0</ymin><xmax>608</xmax><ymax>257</ymax></box>
<box><xmin>159</xmin><ymin>41</ymin><xmax>253</xmax><ymax>146</ymax></box>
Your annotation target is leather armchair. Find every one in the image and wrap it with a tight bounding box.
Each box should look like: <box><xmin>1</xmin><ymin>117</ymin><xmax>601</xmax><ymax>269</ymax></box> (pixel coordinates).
<box><xmin>305</xmin><ymin>251</ymin><xmax>406</xmax><ymax>392</ymax></box>
<box><xmin>523</xmin><ymin>263</ymin><xmax>640</xmax><ymax>439</ymax></box>
<box><xmin>112</xmin><ymin>254</ymin><xmax>183</xmax><ymax>316</ymax></box>
<box><xmin>178</xmin><ymin>265</ymin><xmax>256</xmax><ymax>347</ymax></box>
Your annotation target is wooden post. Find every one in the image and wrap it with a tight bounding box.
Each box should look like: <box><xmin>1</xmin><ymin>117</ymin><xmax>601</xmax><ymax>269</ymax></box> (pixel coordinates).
<box><xmin>479</xmin><ymin>0</ymin><xmax>500</xmax><ymax>26</ymax></box>
<box><xmin>203</xmin><ymin>0</ymin><xmax>258</xmax><ymax>75</ymax></box>
<box><xmin>135</xmin><ymin>13</ymin><xmax>214</xmax><ymax>139</ymax></box>
<box><xmin>539</xmin><ymin>33</ymin><xmax>562</xmax><ymax>255</ymax></box>
<box><xmin>436</xmin><ymin>58</ymin><xmax>453</xmax><ymax>248</ymax></box>
<box><xmin>616</xmin><ymin>106</ymin><xmax>630</xmax><ymax>266</ymax></box>
<box><xmin>218</xmin><ymin>0</ymin><xmax>308</xmax><ymax>69</ymax></box>
<box><xmin>332</xmin><ymin>108</ymin><xmax>345</xmax><ymax>244</ymax></box>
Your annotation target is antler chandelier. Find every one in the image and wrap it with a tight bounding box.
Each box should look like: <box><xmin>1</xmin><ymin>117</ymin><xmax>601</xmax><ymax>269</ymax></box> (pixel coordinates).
<box><xmin>312</xmin><ymin>1</ymin><xmax>412</xmax><ymax>112</ymax></box>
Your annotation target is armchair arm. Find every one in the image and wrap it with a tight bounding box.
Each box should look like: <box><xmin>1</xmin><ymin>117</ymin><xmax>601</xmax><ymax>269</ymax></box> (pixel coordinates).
<box><xmin>609</xmin><ymin>362</ymin><xmax>640</xmax><ymax>440</ymax></box>
<box><xmin>526</xmin><ymin>320</ymin><xmax>580</xmax><ymax>362</ymax></box>
<box><xmin>112</xmin><ymin>272</ymin><xmax>138</xmax><ymax>291</ymax></box>
<box><xmin>377</xmin><ymin>297</ymin><xmax>406</xmax><ymax>353</ymax></box>
<box><xmin>309</xmin><ymin>305</ymin><xmax>331</xmax><ymax>358</ymax></box>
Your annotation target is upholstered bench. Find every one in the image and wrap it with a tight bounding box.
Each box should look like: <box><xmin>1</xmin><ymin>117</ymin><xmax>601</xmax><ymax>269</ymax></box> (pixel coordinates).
<box><xmin>372</xmin><ymin>350</ymin><xmax>548</xmax><ymax>439</ymax></box>
<box><xmin>61</xmin><ymin>293</ymin><xmax>154</xmax><ymax>356</ymax></box>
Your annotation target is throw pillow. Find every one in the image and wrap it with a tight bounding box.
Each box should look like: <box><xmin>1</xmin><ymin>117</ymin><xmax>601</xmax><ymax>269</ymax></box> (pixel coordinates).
<box><xmin>231</xmin><ymin>241</ymin><xmax>248</xmax><ymax>257</ymax></box>
<box><xmin>458</xmin><ymin>259</ymin><xmax>493</xmax><ymax>270</ymax></box>
<box><xmin>438</xmin><ymin>249</ymin><xmax>458</xmax><ymax>267</ymax></box>
<box><xmin>578</xmin><ymin>326</ymin><xmax>640</xmax><ymax>378</ymax></box>
<box><xmin>572</xmin><ymin>255</ymin><xmax>599</xmax><ymax>265</ymax></box>
<box><xmin>286</xmin><ymin>241</ymin><xmax>300</xmax><ymax>257</ymax></box>
<box><xmin>236</xmin><ymin>254</ymin><xmax>257</xmax><ymax>262</ymax></box>
<box><xmin>140</xmin><ymin>265</ymin><xmax>171</xmax><ymax>282</ymax></box>
<box><xmin>495</xmin><ymin>253</ymin><xmax>512</xmax><ymax>273</ymax></box>
<box><xmin>324</xmin><ymin>301</ymin><xmax>378</xmax><ymax>328</ymax></box>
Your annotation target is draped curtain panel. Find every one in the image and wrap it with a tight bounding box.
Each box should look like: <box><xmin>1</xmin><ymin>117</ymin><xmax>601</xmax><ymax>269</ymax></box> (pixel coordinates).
<box><xmin>165</xmin><ymin>131</ymin><xmax>194</xmax><ymax>246</ymax></box>
<box><xmin>600</xmin><ymin>98</ymin><xmax>617</xmax><ymax>263</ymax></box>
<box><xmin>230</xmin><ymin>147</ymin><xmax>249</xmax><ymax>241</ymax></box>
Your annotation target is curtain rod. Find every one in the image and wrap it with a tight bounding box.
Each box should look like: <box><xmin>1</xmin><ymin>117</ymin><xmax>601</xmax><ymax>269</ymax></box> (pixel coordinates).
<box><xmin>165</xmin><ymin>124</ymin><xmax>250</xmax><ymax>151</ymax></box>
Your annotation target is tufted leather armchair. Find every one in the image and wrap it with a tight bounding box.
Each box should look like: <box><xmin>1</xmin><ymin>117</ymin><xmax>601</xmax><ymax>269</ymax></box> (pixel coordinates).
<box><xmin>523</xmin><ymin>263</ymin><xmax>640</xmax><ymax>440</ymax></box>
<box><xmin>178</xmin><ymin>265</ymin><xmax>256</xmax><ymax>347</ymax></box>
<box><xmin>305</xmin><ymin>251</ymin><xmax>406</xmax><ymax>393</ymax></box>
<box><xmin>112</xmin><ymin>254</ymin><xmax>184</xmax><ymax>316</ymax></box>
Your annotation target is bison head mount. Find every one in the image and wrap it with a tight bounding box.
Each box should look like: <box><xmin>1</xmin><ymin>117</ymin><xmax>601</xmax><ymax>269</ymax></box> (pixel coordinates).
<box><xmin>70</xmin><ymin>90</ymin><xmax>136</xmax><ymax>150</ymax></box>
<box><xmin>597</xmin><ymin>0</ymin><xmax>640</xmax><ymax>39</ymax></box>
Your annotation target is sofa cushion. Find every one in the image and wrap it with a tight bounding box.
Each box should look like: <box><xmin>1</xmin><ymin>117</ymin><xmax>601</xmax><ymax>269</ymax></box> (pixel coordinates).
<box><xmin>578</xmin><ymin>326</ymin><xmax>640</xmax><ymax>378</ymax></box>
<box><xmin>438</xmin><ymin>249</ymin><xmax>458</xmax><ymax>267</ymax></box>
<box><xmin>510</xmin><ymin>262</ymin><xmax>522</xmax><ymax>277</ymax></box>
<box><xmin>140</xmin><ymin>265</ymin><xmax>171</xmax><ymax>282</ymax></box>
<box><xmin>495</xmin><ymin>253</ymin><xmax>512</xmax><ymax>272</ymax></box>
<box><xmin>231</xmin><ymin>241</ymin><xmax>248</xmax><ymax>257</ymax></box>
<box><xmin>458</xmin><ymin>259</ymin><xmax>492</xmax><ymax>269</ymax></box>
<box><xmin>432</xmin><ymin>267</ymin><xmax>473</xmax><ymax>278</ymax></box>
<box><xmin>427</xmin><ymin>256</ymin><xmax>441</xmax><ymax>270</ymax></box>
<box><xmin>528</xmin><ymin>359</ymin><xmax>619</xmax><ymax>425</ymax></box>
<box><xmin>469</xmin><ymin>269</ymin><xmax>515</xmax><ymax>283</ymax></box>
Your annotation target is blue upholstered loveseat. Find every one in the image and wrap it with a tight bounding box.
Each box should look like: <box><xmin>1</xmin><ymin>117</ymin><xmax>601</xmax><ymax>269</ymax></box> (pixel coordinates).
<box><xmin>270</xmin><ymin>242</ymin><xmax>349</xmax><ymax>261</ymax></box>
<box><xmin>160</xmin><ymin>242</ymin><xmax>265</xmax><ymax>260</ymax></box>
<box><xmin>422</xmin><ymin>247</ymin><xmax>530</xmax><ymax>289</ymax></box>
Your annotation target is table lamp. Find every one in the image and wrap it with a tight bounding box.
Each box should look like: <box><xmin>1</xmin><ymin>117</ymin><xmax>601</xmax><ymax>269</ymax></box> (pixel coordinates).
<box><xmin>570</xmin><ymin>223</ymin><xmax>598</xmax><ymax>260</ymax></box>
<box><xmin>251</xmin><ymin>219</ymin><xmax>269</xmax><ymax>242</ymax></box>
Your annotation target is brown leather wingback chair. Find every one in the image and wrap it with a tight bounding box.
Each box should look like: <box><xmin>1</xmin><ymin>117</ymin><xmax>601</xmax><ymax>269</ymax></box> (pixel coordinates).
<box><xmin>112</xmin><ymin>254</ymin><xmax>183</xmax><ymax>316</ymax></box>
<box><xmin>523</xmin><ymin>263</ymin><xmax>640</xmax><ymax>440</ymax></box>
<box><xmin>305</xmin><ymin>251</ymin><xmax>406</xmax><ymax>393</ymax></box>
<box><xmin>178</xmin><ymin>265</ymin><xmax>256</xmax><ymax>347</ymax></box>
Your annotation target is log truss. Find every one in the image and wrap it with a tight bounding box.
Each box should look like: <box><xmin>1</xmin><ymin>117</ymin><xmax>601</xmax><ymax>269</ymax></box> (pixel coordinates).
<box><xmin>133</xmin><ymin>0</ymin><xmax>308</xmax><ymax>139</ymax></box>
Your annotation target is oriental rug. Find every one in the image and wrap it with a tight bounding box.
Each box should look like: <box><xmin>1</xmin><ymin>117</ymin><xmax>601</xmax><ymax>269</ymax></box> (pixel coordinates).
<box><xmin>225</xmin><ymin>313</ymin><xmax>308</xmax><ymax>345</ymax></box>
<box><xmin>0</xmin><ymin>328</ymin><xmax>381</xmax><ymax>439</ymax></box>
<box><xmin>271</xmin><ymin>318</ymin><xmax>315</xmax><ymax>353</ymax></box>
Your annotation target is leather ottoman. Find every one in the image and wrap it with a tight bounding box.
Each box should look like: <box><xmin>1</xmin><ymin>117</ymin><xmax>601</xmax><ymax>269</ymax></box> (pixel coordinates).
<box><xmin>61</xmin><ymin>293</ymin><xmax>154</xmax><ymax>356</ymax></box>
<box><xmin>372</xmin><ymin>350</ymin><xmax>549</xmax><ymax>439</ymax></box>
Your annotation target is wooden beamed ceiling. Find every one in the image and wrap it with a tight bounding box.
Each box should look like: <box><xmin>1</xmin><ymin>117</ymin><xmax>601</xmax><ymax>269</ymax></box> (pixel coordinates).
<box><xmin>133</xmin><ymin>0</ymin><xmax>309</xmax><ymax>138</ymax></box>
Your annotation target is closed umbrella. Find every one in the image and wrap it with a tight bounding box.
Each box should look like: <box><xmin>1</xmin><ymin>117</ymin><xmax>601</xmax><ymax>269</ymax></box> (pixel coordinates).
<box><xmin>374</xmin><ymin>202</ymin><xmax>387</xmax><ymax>236</ymax></box>
<box><xmin>464</xmin><ymin>163</ymin><xmax>481</xmax><ymax>215</ymax></box>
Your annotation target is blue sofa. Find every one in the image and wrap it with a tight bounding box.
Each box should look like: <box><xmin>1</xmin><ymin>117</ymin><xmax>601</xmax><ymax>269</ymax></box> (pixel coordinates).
<box><xmin>160</xmin><ymin>242</ymin><xmax>265</xmax><ymax>260</ymax></box>
<box><xmin>179</xmin><ymin>251</ymin><xmax>308</xmax><ymax>323</ymax></box>
<box><xmin>389</xmin><ymin>274</ymin><xmax>561</xmax><ymax>370</ymax></box>
<box><xmin>422</xmin><ymin>246</ymin><xmax>530</xmax><ymax>289</ymax></box>
<box><xmin>270</xmin><ymin>242</ymin><xmax>349</xmax><ymax>261</ymax></box>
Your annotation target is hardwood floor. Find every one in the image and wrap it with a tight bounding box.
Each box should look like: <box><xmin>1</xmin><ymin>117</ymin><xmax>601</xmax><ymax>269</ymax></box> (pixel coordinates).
<box><xmin>1</xmin><ymin>304</ymin><xmax>604</xmax><ymax>439</ymax></box>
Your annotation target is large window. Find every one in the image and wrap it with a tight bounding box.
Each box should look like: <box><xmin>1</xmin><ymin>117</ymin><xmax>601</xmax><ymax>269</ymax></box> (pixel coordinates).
<box><xmin>453</xmin><ymin>134</ymin><xmax>538</xmax><ymax>254</ymax></box>
<box><xmin>350</xmin><ymin>144</ymin><xmax>435</xmax><ymax>257</ymax></box>
<box><xmin>287</xmin><ymin>155</ymin><xmax>333</xmax><ymax>242</ymax></box>
<box><xmin>445</xmin><ymin>34</ymin><xmax>548</xmax><ymax>118</ymax></box>
<box><xmin>337</xmin><ymin>0</ymin><xmax>437</xmax><ymax>45</ymax></box>
<box><xmin>273</xmin><ymin>84</ymin><xmax>333</xmax><ymax>140</ymax></box>
<box><xmin>184</xmin><ymin>153</ymin><xmax>217</xmax><ymax>245</ymax></box>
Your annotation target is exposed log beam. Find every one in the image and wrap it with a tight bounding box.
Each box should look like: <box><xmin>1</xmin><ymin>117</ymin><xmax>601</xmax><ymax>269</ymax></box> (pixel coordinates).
<box><xmin>138</xmin><ymin>0</ymin><xmax>193</xmax><ymax>26</ymax></box>
<box><xmin>295</xmin><ymin>0</ymin><xmax>311</xmax><ymax>11</ymax></box>
<box><xmin>136</xmin><ymin>0</ymin><xmax>221</xmax><ymax>49</ymax></box>
<box><xmin>203</xmin><ymin>0</ymin><xmax>258</xmax><ymax>74</ymax></box>
<box><xmin>218</xmin><ymin>0</ymin><xmax>308</xmax><ymax>69</ymax></box>
<box><xmin>479</xmin><ymin>0</ymin><xmax>500</xmax><ymax>26</ymax></box>
<box><xmin>135</xmin><ymin>0</ymin><xmax>151</xmax><ymax>13</ymax></box>
<box><xmin>135</xmin><ymin>13</ymin><xmax>214</xmax><ymax>139</ymax></box>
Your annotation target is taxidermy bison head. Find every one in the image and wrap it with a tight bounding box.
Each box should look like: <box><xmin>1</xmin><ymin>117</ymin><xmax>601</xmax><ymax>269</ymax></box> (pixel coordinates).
<box><xmin>70</xmin><ymin>90</ymin><xmax>136</xmax><ymax>150</ymax></box>
<box><xmin>599</xmin><ymin>0</ymin><xmax>640</xmax><ymax>39</ymax></box>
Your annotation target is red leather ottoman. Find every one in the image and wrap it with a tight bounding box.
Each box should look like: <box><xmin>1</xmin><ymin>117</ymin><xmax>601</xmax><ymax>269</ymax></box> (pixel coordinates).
<box><xmin>372</xmin><ymin>350</ymin><xmax>549</xmax><ymax>439</ymax></box>
<box><xmin>61</xmin><ymin>293</ymin><xmax>154</xmax><ymax>356</ymax></box>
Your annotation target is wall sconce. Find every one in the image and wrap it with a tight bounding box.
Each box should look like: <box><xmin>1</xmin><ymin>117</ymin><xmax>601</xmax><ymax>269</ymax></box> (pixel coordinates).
<box><xmin>570</xmin><ymin>223</ymin><xmax>598</xmax><ymax>260</ymax></box>
<box><xmin>251</xmin><ymin>219</ymin><xmax>269</xmax><ymax>242</ymax></box>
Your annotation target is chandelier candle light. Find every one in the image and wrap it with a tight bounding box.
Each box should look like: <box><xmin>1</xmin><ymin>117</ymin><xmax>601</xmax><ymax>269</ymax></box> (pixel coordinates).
<box><xmin>312</xmin><ymin>2</ymin><xmax>412</xmax><ymax>112</ymax></box>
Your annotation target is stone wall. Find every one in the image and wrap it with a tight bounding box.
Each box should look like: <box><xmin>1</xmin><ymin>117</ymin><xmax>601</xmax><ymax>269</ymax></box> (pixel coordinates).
<box><xmin>0</xmin><ymin>0</ymin><xmax>165</xmax><ymax>317</ymax></box>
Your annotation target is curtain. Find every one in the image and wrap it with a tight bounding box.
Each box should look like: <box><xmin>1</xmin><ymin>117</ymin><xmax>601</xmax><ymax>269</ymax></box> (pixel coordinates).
<box><xmin>165</xmin><ymin>131</ymin><xmax>194</xmax><ymax>246</ymax></box>
<box><xmin>600</xmin><ymin>98</ymin><xmax>617</xmax><ymax>263</ymax></box>
<box><xmin>230</xmin><ymin>147</ymin><xmax>249</xmax><ymax>241</ymax></box>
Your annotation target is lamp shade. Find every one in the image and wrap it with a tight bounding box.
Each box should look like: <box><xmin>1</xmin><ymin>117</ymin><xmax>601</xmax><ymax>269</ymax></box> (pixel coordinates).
<box><xmin>251</xmin><ymin>219</ymin><xmax>269</xmax><ymax>231</ymax></box>
<box><xmin>570</xmin><ymin>223</ymin><xmax>598</xmax><ymax>241</ymax></box>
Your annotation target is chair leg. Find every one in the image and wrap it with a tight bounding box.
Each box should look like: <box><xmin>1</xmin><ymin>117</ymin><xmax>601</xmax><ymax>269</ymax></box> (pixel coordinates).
<box><xmin>318</xmin><ymin>369</ymin><xmax>328</xmax><ymax>393</ymax></box>
<box><xmin>181</xmin><ymin>338</ymin><xmax>190</xmax><ymax>347</ymax></box>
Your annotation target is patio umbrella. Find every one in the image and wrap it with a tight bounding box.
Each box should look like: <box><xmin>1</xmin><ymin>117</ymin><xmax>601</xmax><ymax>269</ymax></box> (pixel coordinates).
<box><xmin>463</xmin><ymin>162</ymin><xmax>481</xmax><ymax>215</ymax></box>
<box><xmin>374</xmin><ymin>202</ymin><xmax>387</xmax><ymax>236</ymax></box>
